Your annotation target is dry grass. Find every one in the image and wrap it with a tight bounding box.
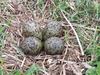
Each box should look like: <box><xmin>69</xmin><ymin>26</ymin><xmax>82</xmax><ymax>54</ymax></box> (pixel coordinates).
<box><xmin>0</xmin><ymin>0</ymin><xmax>99</xmax><ymax>75</ymax></box>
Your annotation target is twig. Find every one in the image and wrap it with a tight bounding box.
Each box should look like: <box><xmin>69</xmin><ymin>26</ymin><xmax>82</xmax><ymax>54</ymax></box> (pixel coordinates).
<box><xmin>62</xmin><ymin>23</ymin><xmax>99</xmax><ymax>31</ymax></box>
<box><xmin>40</xmin><ymin>69</ymin><xmax>50</xmax><ymax>75</ymax></box>
<box><xmin>62</xmin><ymin>45</ymin><xmax>68</xmax><ymax>63</ymax></box>
<box><xmin>70</xmin><ymin>64</ymin><xmax>82</xmax><ymax>75</ymax></box>
<box><xmin>4</xmin><ymin>53</ymin><xmax>22</xmax><ymax>62</ymax></box>
<box><xmin>62</xmin><ymin>64</ymin><xmax>66</xmax><ymax>75</ymax></box>
<box><xmin>20</xmin><ymin>57</ymin><xmax>26</xmax><ymax>68</ymax></box>
<box><xmin>61</xmin><ymin>11</ymin><xmax>84</xmax><ymax>55</ymax></box>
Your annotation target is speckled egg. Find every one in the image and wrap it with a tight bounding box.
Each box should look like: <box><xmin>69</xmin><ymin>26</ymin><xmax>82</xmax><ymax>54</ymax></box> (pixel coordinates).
<box><xmin>44</xmin><ymin>37</ymin><xmax>64</xmax><ymax>54</ymax></box>
<box><xmin>22</xmin><ymin>21</ymin><xmax>42</xmax><ymax>40</ymax></box>
<box><xmin>43</xmin><ymin>21</ymin><xmax>63</xmax><ymax>40</ymax></box>
<box><xmin>19</xmin><ymin>37</ymin><xmax>42</xmax><ymax>55</ymax></box>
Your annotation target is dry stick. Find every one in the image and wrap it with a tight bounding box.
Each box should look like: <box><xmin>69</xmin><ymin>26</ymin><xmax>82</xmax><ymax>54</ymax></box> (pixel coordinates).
<box><xmin>61</xmin><ymin>11</ymin><xmax>84</xmax><ymax>55</ymax></box>
<box><xmin>20</xmin><ymin>57</ymin><xmax>26</xmax><ymax>68</ymax></box>
<box><xmin>4</xmin><ymin>53</ymin><xmax>22</xmax><ymax>62</ymax></box>
<box><xmin>62</xmin><ymin>45</ymin><xmax>68</xmax><ymax>63</ymax></box>
<box><xmin>40</xmin><ymin>69</ymin><xmax>50</xmax><ymax>75</ymax></box>
<box><xmin>62</xmin><ymin>64</ymin><xmax>66</xmax><ymax>75</ymax></box>
<box><xmin>42</xmin><ymin>56</ymin><xmax>50</xmax><ymax>75</ymax></box>
<box><xmin>70</xmin><ymin>64</ymin><xmax>82</xmax><ymax>75</ymax></box>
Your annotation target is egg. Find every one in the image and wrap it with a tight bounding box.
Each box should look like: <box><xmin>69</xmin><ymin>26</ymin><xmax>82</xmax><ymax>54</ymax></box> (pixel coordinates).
<box><xmin>43</xmin><ymin>21</ymin><xmax>63</xmax><ymax>40</ymax></box>
<box><xmin>20</xmin><ymin>37</ymin><xmax>42</xmax><ymax>55</ymax></box>
<box><xmin>22</xmin><ymin>21</ymin><xmax>42</xmax><ymax>40</ymax></box>
<box><xmin>44</xmin><ymin>37</ymin><xmax>64</xmax><ymax>54</ymax></box>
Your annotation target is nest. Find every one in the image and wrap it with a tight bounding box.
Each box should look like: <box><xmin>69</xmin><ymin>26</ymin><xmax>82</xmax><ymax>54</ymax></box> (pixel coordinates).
<box><xmin>0</xmin><ymin>0</ymin><xmax>92</xmax><ymax>75</ymax></box>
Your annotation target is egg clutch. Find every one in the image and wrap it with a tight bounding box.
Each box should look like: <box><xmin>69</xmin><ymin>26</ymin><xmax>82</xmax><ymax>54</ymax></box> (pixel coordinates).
<box><xmin>19</xmin><ymin>20</ymin><xmax>64</xmax><ymax>55</ymax></box>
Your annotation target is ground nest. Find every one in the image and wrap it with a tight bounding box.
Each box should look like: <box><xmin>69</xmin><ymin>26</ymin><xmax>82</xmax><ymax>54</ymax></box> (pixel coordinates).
<box><xmin>2</xmin><ymin>18</ymin><xmax>90</xmax><ymax>75</ymax></box>
<box><xmin>0</xmin><ymin>0</ymin><xmax>93</xmax><ymax>75</ymax></box>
